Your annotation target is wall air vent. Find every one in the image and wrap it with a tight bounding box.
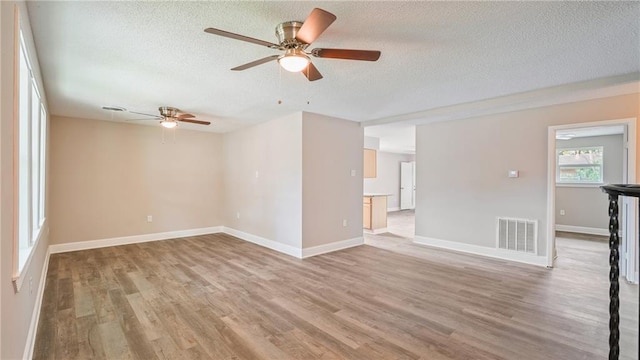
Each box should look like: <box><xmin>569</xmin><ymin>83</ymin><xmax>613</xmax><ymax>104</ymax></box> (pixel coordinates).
<box><xmin>497</xmin><ymin>217</ymin><xmax>537</xmax><ymax>254</ymax></box>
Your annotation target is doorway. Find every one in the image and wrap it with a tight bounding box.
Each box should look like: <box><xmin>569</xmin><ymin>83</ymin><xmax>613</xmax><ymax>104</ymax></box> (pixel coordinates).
<box><xmin>547</xmin><ymin>118</ymin><xmax>638</xmax><ymax>284</ymax></box>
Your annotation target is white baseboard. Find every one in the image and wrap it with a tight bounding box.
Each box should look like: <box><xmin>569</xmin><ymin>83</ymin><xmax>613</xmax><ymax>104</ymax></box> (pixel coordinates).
<box><xmin>48</xmin><ymin>225</ymin><xmax>363</xmax><ymax>263</ymax></box>
<box><xmin>555</xmin><ymin>225</ymin><xmax>609</xmax><ymax>236</ymax></box>
<box><xmin>23</xmin><ymin>246</ymin><xmax>51</xmax><ymax>360</ymax></box>
<box><xmin>364</xmin><ymin>227</ymin><xmax>388</xmax><ymax>235</ymax></box>
<box><xmin>49</xmin><ymin>226</ymin><xmax>223</xmax><ymax>254</ymax></box>
<box><xmin>387</xmin><ymin>207</ymin><xmax>401</xmax><ymax>212</ymax></box>
<box><xmin>413</xmin><ymin>236</ymin><xmax>548</xmax><ymax>267</ymax></box>
<box><xmin>222</xmin><ymin>227</ymin><xmax>302</xmax><ymax>258</ymax></box>
<box><xmin>302</xmin><ymin>237</ymin><xmax>364</xmax><ymax>258</ymax></box>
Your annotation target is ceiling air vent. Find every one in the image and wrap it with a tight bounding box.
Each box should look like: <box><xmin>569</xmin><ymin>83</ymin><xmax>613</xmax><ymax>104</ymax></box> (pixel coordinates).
<box><xmin>497</xmin><ymin>217</ymin><xmax>537</xmax><ymax>254</ymax></box>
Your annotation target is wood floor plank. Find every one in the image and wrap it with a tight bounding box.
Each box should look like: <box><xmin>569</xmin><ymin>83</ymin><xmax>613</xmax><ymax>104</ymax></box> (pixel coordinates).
<box><xmin>126</xmin><ymin>293</ymin><xmax>164</xmax><ymax>342</ymax></box>
<box><xmin>98</xmin><ymin>321</ymin><xmax>133</xmax><ymax>360</ymax></box>
<box><xmin>171</xmin><ymin>302</ymin><xmax>236</xmax><ymax>359</ymax></box>
<box><xmin>73</xmin><ymin>281</ymin><xmax>95</xmax><ymax>318</ymax></box>
<box><xmin>220</xmin><ymin>314</ymin><xmax>293</xmax><ymax>359</ymax></box>
<box><xmin>56</xmin><ymin>277</ymin><xmax>74</xmax><ymax>311</ymax></box>
<box><xmin>75</xmin><ymin>315</ymin><xmax>106</xmax><ymax>359</ymax></box>
<box><xmin>145</xmin><ymin>294</ymin><xmax>200</xmax><ymax>351</ymax></box>
<box><xmin>108</xmin><ymin>288</ymin><xmax>159</xmax><ymax>360</ymax></box>
<box><xmin>55</xmin><ymin>308</ymin><xmax>79</xmax><ymax>359</ymax></box>
<box><xmin>33</xmin><ymin>230</ymin><xmax>639</xmax><ymax>360</ymax></box>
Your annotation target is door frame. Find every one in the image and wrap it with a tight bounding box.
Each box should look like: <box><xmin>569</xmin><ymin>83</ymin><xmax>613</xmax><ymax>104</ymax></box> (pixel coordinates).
<box><xmin>546</xmin><ymin>117</ymin><xmax>637</xmax><ymax>281</ymax></box>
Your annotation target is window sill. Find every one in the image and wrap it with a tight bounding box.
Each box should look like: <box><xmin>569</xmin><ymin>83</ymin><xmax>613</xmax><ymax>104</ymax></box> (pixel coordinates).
<box><xmin>12</xmin><ymin>219</ymin><xmax>48</xmax><ymax>293</ymax></box>
<box><xmin>556</xmin><ymin>183</ymin><xmax>604</xmax><ymax>188</ymax></box>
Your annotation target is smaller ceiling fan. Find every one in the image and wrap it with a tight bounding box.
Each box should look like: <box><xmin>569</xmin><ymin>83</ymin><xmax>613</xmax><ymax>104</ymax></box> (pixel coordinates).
<box><xmin>102</xmin><ymin>106</ymin><xmax>211</xmax><ymax>128</ymax></box>
<box><xmin>204</xmin><ymin>8</ymin><xmax>381</xmax><ymax>81</ymax></box>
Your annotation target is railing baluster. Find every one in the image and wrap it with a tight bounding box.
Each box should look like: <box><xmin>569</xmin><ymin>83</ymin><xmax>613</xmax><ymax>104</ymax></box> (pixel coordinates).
<box><xmin>607</xmin><ymin>193</ymin><xmax>620</xmax><ymax>360</ymax></box>
<box><xmin>601</xmin><ymin>184</ymin><xmax>640</xmax><ymax>360</ymax></box>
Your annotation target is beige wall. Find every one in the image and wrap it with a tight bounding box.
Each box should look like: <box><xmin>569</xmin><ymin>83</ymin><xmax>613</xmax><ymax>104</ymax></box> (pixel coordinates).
<box><xmin>0</xmin><ymin>5</ymin><xmax>3</xmax><ymax>354</ymax></box>
<box><xmin>1</xmin><ymin>2</ymin><xmax>51</xmax><ymax>359</ymax></box>
<box><xmin>302</xmin><ymin>112</ymin><xmax>363</xmax><ymax>248</ymax></box>
<box><xmin>49</xmin><ymin>116</ymin><xmax>224</xmax><ymax>244</ymax></box>
<box><xmin>223</xmin><ymin>113</ymin><xmax>303</xmax><ymax>248</ymax></box>
<box><xmin>556</xmin><ymin>134</ymin><xmax>624</xmax><ymax>230</ymax></box>
<box><xmin>416</xmin><ymin>94</ymin><xmax>639</xmax><ymax>257</ymax></box>
<box><xmin>363</xmin><ymin>151</ymin><xmax>416</xmax><ymax>210</ymax></box>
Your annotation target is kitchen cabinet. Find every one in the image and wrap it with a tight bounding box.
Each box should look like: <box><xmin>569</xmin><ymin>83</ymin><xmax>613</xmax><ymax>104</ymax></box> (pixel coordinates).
<box><xmin>363</xmin><ymin>198</ymin><xmax>371</xmax><ymax>229</ymax></box>
<box><xmin>364</xmin><ymin>149</ymin><xmax>377</xmax><ymax>178</ymax></box>
<box><xmin>363</xmin><ymin>195</ymin><xmax>387</xmax><ymax>232</ymax></box>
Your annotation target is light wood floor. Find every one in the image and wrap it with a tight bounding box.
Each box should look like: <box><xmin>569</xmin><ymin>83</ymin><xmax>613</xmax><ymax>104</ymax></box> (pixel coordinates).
<box><xmin>34</xmin><ymin>230</ymin><xmax>638</xmax><ymax>359</ymax></box>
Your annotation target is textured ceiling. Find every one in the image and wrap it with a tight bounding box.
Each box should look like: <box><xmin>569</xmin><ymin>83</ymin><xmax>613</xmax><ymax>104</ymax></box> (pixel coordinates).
<box><xmin>26</xmin><ymin>1</ymin><xmax>640</xmax><ymax>133</ymax></box>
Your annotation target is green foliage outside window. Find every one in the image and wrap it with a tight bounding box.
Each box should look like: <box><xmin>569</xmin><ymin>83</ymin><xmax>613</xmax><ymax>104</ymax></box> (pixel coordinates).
<box><xmin>557</xmin><ymin>146</ymin><xmax>603</xmax><ymax>184</ymax></box>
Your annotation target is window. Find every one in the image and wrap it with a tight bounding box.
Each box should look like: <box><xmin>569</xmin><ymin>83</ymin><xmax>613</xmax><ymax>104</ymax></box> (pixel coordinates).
<box><xmin>14</xmin><ymin>26</ymin><xmax>47</xmax><ymax>283</ymax></box>
<box><xmin>556</xmin><ymin>146</ymin><xmax>603</xmax><ymax>184</ymax></box>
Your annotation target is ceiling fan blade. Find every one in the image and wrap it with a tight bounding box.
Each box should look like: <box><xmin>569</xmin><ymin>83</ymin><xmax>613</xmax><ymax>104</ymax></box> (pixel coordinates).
<box><xmin>302</xmin><ymin>62</ymin><xmax>323</xmax><ymax>81</ymax></box>
<box><xmin>311</xmin><ymin>48</ymin><xmax>381</xmax><ymax>61</ymax></box>
<box><xmin>125</xmin><ymin>118</ymin><xmax>162</xmax><ymax>121</ymax></box>
<box><xmin>231</xmin><ymin>55</ymin><xmax>279</xmax><ymax>71</ymax></box>
<box><xmin>127</xmin><ymin>110</ymin><xmax>163</xmax><ymax>119</ymax></box>
<box><xmin>178</xmin><ymin>118</ymin><xmax>211</xmax><ymax>125</ymax></box>
<box><xmin>296</xmin><ymin>8</ymin><xmax>336</xmax><ymax>44</ymax></box>
<box><xmin>204</xmin><ymin>28</ymin><xmax>279</xmax><ymax>49</ymax></box>
<box><xmin>176</xmin><ymin>113</ymin><xmax>195</xmax><ymax>119</ymax></box>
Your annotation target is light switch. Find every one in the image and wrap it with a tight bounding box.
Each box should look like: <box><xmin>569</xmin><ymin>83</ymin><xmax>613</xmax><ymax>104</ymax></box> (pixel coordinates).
<box><xmin>508</xmin><ymin>170</ymin><xmax>519</xmax><ymax>178</ymax></box>
<box><xmin>350</xmin><ymin>169</ymin><xmax>356</xmax><ymax>177</ymax></box>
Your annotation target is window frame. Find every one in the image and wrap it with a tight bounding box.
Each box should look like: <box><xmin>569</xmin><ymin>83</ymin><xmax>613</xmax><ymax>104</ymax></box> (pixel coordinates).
<box><xmin>555</xmin><ymin>145</ymin><xmax>604</xmax><ymax>186</ymax></box>
<box><xmin>12</xmin><ymin>10</ymin><xmax>48</xmax><ymax>292</ymax></box>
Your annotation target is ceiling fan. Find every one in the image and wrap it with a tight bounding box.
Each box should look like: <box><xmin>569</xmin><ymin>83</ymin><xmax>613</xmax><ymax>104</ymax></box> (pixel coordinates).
<box><xmin>101</xmin><ymin>106</ymin><xmax>211</xmax><ymax>128</ymax></box>
<box><xmin>204</xmin><ymin>8</ymin><xmax>381</xmax><ymax>81</ymax></box>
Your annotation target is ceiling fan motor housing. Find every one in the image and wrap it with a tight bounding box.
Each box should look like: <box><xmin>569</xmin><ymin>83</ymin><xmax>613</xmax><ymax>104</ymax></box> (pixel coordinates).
<box><xmin>275</xmin><ymin>21</ymin><xmax>306</xmax><ymax>48</ymax></box>
<box><xmin>159</xmin><ymin>106</ymin><xmax>179</xmax><ymax>118</ymax></box>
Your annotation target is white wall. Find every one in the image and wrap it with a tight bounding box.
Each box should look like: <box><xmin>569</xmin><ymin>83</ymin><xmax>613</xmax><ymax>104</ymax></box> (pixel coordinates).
<box><xmin>223</xmin><ymin>113</ymin><xmax>303</xmax><ymax>249</ymax></box>
<box><xmin>1</xmin><ymin>2</ymin><xmax>51</xmax><ymax>359</ymax></box>
<box><xmin>363</xmin><ymin>152</ymin><xmax>415</xmax><ymax>211</ymax></box>
<box><xmin>49</xmin><ymin>116</ymin><xmax>224</xmax><ymax>245</ymax></box>
<box><xmin>302</xmin><ymin>112</ymin><xmax>363</xmax><ymax>248</ymax></box>
<box><xmin>364</xmin><ymin>136</ymin><xmax>380</xmax><ymax>150</ymax></box>
<box><xmin>415</xmin><ymin>94</ymin><xmax>639</xmax><ymax>262</ymax></box>
<box><xmin>223</xmin><ymin>111</ymin><xmax>364</xmax><ymax>252</ymax></box>
<box><xmin>556</xmin><ymin>134</ymin><xmax>624</xmax><ymax>231</ymax></box>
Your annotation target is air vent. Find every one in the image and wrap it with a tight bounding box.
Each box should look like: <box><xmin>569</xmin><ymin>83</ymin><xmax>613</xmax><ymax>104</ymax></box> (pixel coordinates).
<box><xmin>497</xmin><ymin>217</ymin><xmax>537</xmax><ymax>254</ymax></box>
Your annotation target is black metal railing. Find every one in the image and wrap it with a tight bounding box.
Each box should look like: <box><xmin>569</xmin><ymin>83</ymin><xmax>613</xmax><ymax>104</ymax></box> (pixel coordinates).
<box><xmin>600</xmin><ymin>184</ymin><xmax>640</xmax><ymax>360</ymax></box>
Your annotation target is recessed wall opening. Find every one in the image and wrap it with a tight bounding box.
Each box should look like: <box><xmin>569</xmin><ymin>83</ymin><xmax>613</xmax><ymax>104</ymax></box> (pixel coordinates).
<box><xmin>547</xmin><ymin>119</ymin><xmax>638</xmax><ymax>284</ymax></box>
<box><xmin>362</xmin><ymin>124</ymin><xmax>416</xmax><ymax>244</ymax></box>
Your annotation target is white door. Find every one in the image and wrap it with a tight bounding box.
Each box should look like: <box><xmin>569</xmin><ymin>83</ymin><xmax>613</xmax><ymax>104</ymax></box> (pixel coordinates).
<box><xmin>400</xmin><ymin>162</ymin><xmax>414</xmax><ymax>210</ymax></box>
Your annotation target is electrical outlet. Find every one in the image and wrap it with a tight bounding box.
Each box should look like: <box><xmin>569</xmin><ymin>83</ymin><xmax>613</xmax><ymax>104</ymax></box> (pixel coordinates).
<box><xmin>559</xmin><ymin>210</ymin><xmax>565</xmax><ymax>216</ymax></box>
<box><xmin>255</xmin><ymin>171</ymin><xmax>259</xmax><ymax>178</ymax></box>
<box><xmin>147</xmin><ymin>215</ymin><xmax>153</xmax><ymax>222</ymax></box>
<box><xmin>236</xmin><ymin>212</ymin><xmax>241</xmax><ymax>219</ymax></box>
<box><xmin>343</xmin><ymin>219</ymin><xmax>348</xmax><ymax>227</ymax></box>
<box><xmin>29</xmin><ymin>276</ymin><xmax>33</xmax><ymax>295</ymax></box>
<box><xmin>350</xmin><ymin>169</ymin><xmax>356</xmax><ymax>177</ymax></box>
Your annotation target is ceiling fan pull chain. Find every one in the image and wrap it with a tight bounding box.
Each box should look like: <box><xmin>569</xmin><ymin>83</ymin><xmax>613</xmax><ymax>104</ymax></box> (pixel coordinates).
<box><xmin>278</xmin><ymin>65</ymin><xmax>283</xmax><ymax>104</ymax></box>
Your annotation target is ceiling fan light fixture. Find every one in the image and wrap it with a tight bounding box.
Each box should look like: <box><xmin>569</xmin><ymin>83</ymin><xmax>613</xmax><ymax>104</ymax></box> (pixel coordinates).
<box><xmin>160</xmin><ymin>119</ymin><xmax>177</xmax><ymax>129</ymax></box>
<box><xmin>278</xmin><ymin>49</ymin><xmax>310</xmax><ymax>72</ymax></box>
